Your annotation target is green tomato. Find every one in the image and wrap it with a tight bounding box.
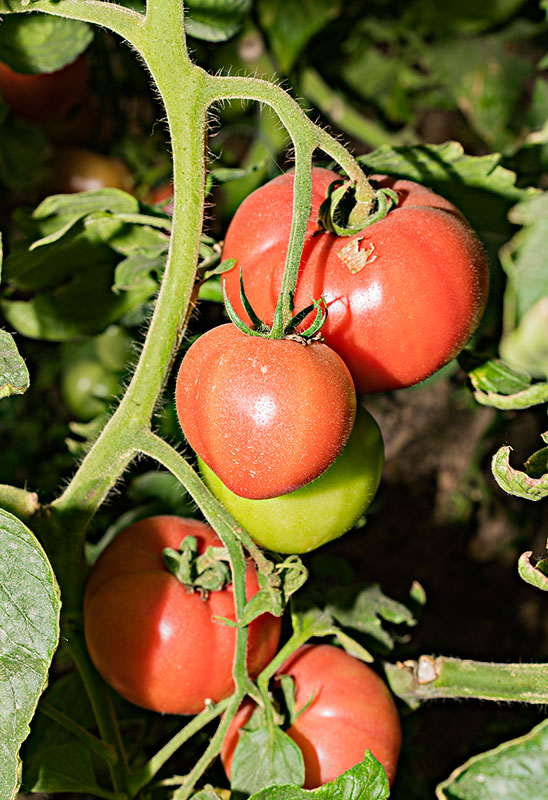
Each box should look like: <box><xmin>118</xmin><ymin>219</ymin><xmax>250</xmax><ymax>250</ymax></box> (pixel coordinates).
<box><xmin>61</xmin><ymin>359</ymin><xmax>119</xmax><ymax>421</ymax></box>
<box><xmin>199</xmin><ymin>407</ymin><xmax>383</xmax><ymax>554</ymax></box>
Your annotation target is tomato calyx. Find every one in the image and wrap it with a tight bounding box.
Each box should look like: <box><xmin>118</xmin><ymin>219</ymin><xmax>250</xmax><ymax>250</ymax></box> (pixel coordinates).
<box><xmin>222</xmin><ymin>267</ymin><xmax>328</xmax><ymax>341</ymax></box>
<box><xmin>318</xmin><ymin>178</ymin><xmax>399</xmax><ymax>236</ymax></box>
<box><xmin>162</xmin><ymin>534</ymin><xmax>231</xmax><ymax>595</ymax></box>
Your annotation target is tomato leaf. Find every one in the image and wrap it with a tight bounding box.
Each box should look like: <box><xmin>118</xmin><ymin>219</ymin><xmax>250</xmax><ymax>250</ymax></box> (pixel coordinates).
<box><xmin>248</xmin><ymin>751</ymin><xmax>390</xmax><ymax>800</ymax></box>
<box><xmin>517</xmin><ymin>551</ymin><xmax>548</xmax><ymax>592</ymax></box>
<box><xmin>500</xmin><ymin>193</ymin><xmax>548</xmax><ymax>360</ymax></box>
<box><xmin>231</xmin><ymin>725</ymin><xmax>305</xmax><ymax>795</ymax></box>
<box><xmin>0</xmin><ymin>509</ymin><xmax>60</xmax><ymax>800</ymax></box>
<box><xmin>358</xmin><ymin>141</ymin><xmax>537</xmax><ymax>233</ymax></box>
<box><xmin>0</xmin><ymin>15</ymin><xmax>93</xmax><ymax>74</ymax></box>
<box><xmin>258</xmin><ymin>0</ymin><xmax>341</xmax><ymax>73</ymax></box>
<box><xmin>0</xmin><ymin>330</ymin><xmax>29</xmax><ymax>399</ymax></box>
<box><xmin>21</xmin><ymin>742</ymin><xmax>108</xmax><ymax>797</ymax></box>
<box><xmin>500</xmin><ymin>298</ymin><xmax>548</xmax><ymax>381</ymax></box>
<box><xmin>185</xmin><ymin>0</ymin><xmax>252</xmax><ymax>42</ymax></box>
<box><xmin>436</xmin><ymin>717</ymin><xmax>548</xmax><ymax>800</ymax></box>
<box><xmin>1</xmin><ymin>262</ymin><xmax>154</xmax><ymax>341</ymax></box>
<box><xmin>459</xmin><ymin>350</ymin><xmax>532</xmax><ymax>395</ymax></box>
<box><xmin>491</xmin><ymin>445</ymin><xmax>548</xmax><ymax>501</ymax></box>
<box><xmin>424</xmin><ymin>29</ymin><xmax>533</xmax><ymax>151</ymax></box>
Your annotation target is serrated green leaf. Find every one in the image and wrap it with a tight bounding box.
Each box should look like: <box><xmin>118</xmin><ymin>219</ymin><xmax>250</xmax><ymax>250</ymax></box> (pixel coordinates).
<box><xmin>113</xmin><ymin>250</ymin><xmax>166</xmax><ymax>291</ymax></box>
<box><xmin>501</xmin><ymin>193</ymin><xmax>548</xmax><ymax>328</ymax></box>
<box><xmin>327</xmin><ymin>584</ymin><xmax>417</xmax><ymax>653</ymax></box>
<box><xmin>517</xmin><ymin>551</ymin><xmax>548</xmax><ymax>591</ymax></box>
<box><xmin>0</xmin><ymin>116</ymin><xmax>49</xmax><ymax>192</ymax></box>
<box><xmin>29</xmin><ymin>189</ymin><xmax>139</xmax><ymax>249</ymax></box>
<box><xmin>473</xmin><ymin>382</ymin><xmax>548</xmax><ymax>410</ymax></box>
<box><xmin>0</xmin><ymin>509</ymin><xmax>60</xmax><ymax>800</ymax></box>
<box><xmin>185</xmin><ymin>0</ymin><xmax>252</xmax><ymax>42</ymax></box>
<box><xmin>0</xmin><ymin>15</ymin><xmax>93</xmax><ymax>74</ymax></box>
<box><xmin>436</xmin><ymin>718</ymin><xmax>548</xmax><ymax>799</ymax></box>
<box><xmin>341</xmin><ymin>48</ymin><xmax>424</xmax><ymax>125</ymax></box>
<box><xmin>424</xmin><ymin>30</ymin><xmax>532</xmax><ymax>150</ymax></box>
<box><xmin>0</xmin><ymin>330</ymin><xmax>29</xmax><ymax>399</ymax></box>
<box><xmin>258</xmin><ymin>0</ymin><xmax>340</xmax><ymax>72</ymax></box>
<box><xmin>459</xmin><ymin>351</ymin><xmax>532</xmax><ymax>395</ymax></box>
<box><xmin>248</xmin><ymin>752</ymin><xmax>390</xmax><ymax>800</ymax></box>
<box><xmin>333</xmin><ymin>631</ymin><xmax>373</xmax><ymax>663</ymax></box>
<box><xmin>1</xmin><ymin>263</ymin><xmax>155</xmax><ymax>341</ymax></box>
<box><xmin>358</xmin><ymin>142</ymin><xmax>537</xmax><ymax>233</ymax></box>
<box><xmin>492</xmin><ymin>445</ymin><xmax>548</xmax><ymax>501</ymax></box>
<box><xmin>22</xmin><ymin>742</ymin><xmax>109</xmax><ymax>797</ymax></box>
<box><xmin>231</xmin><ymin>725</ymin><xmax>305</xmax><ymax>795</ymax></box>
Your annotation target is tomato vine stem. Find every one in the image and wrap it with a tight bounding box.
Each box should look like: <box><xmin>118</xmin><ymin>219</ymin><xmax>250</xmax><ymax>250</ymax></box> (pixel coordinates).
<box><xmin>385</xmin><ymin>656</ymin><xmax>548</xmax><ymax>706</ymax></box>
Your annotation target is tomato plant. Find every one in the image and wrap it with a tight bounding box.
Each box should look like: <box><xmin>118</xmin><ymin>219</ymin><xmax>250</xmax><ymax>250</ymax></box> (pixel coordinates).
<box><xmin>0</xmin><ymin>52</ymin><xmax>88</xmax><ymax>123</ymax></box>
<box><xmin>51</xmin><ymin>146</ymin><xmax>133</xmax><ymax>193</ymax></box>
<box><xmin>222</xmin><ymin>168</ymin><xmax>489</xmax><ymax>394</ymax></box>
<box><xmin>198</xmin><ymin>406</ymin><xmax>383</xmax><ymax>553</ymax></box>
<box><xmin>222</xmin><ymin>644</ymin><xmax>401</xmax><ymax>788</ymax></box>
<box><xmin>2</xmin><ymin>3</ymin><xmax>548</xmax><ymax>800</ymax></box>
<box><xmin>175</xmin><ymin>323</ymin><xmax>357</xmax><ymax>499</ymax></box>
<box><xmin>84</xmin><ymin>516</ymin><xmax>281</xmax><ymax>715</ymax></box>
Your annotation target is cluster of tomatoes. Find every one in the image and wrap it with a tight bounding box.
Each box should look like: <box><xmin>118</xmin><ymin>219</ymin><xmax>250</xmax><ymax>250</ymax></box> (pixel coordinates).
<box><xmin>84</xmin><ymin>169</ymin><xmax>489</xmax><ymax>789</ymax></box>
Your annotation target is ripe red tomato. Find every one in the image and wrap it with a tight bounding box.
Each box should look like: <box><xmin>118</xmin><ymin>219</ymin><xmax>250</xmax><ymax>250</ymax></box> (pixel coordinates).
<box><xmin>51</xmin><ymin>146</ymin><xmax>133</xmax><ymax>194</ymax></box>
<box><xmin>175</xmin><ymin>323</ymin><xmax>357</xmax><ymax>500</ymax></box>
<box><xmin>84</xmin><ymin>516</ymin><xmax>281</xmax><ymax>715</ymax></box>
<box><xmin>222</xmin><ymin>644</ymin><xmax>401</xmax><ymax>788</ymax></box>
<box><xmin>0</xmin><ymin>53</ymin><xmax>89</xmax><ymax>123</ymax></box>
<box><xmin>198</xmin><ymin>406</ymin><xmax>383</xmax><ymax>554</ymax></box>
<box><xmin>222</xmin><ymin>168</ymin><xmax>489</xmax><ymax>394</ymax></box>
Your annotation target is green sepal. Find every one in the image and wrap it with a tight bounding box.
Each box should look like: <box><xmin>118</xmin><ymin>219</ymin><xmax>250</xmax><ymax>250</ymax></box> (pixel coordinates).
<box><xmin>163</xmin><ymin>535</ymin><xmax>231</xmax><ymax>593</ymax></box>
<box><xmin>318</xmin><ymin>178</ymin><xmax>398</xmax><ymax>236</ymax></box>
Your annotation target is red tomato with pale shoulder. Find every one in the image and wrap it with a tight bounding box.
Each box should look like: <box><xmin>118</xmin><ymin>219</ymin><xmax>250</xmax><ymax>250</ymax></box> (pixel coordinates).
<box><xmin>221</xmin><ymin>644</ymin><xmax>401</xmax><ymax>788</ymax></box>
<box><xmin>84</xmin><ymin>516</ymin><xmax>281</xmax><ymax>715</ymax></box>
<box><xmin>175</xmin><ymin>323</ymin><xmax>356</xmax><ymax>500</ymax></box>
<box><xmin>0</xmin><ymin>53</ymin><xmax>89</xmax><ymax>123</ymax></box>
<box><xmin>222</xmin><ymin>168</ymin><xmax>489</xmax><ymax>394</ymax></box>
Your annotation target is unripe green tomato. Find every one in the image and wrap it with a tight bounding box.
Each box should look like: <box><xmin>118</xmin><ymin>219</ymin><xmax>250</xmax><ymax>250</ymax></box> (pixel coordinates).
<box><xmin>93</xmin><ymin>325</ymin><xmax>132</xmax><ymax>373</ymax></box>
<box><xmin>61</xmin><ymin>359</ymin><xmax>119</xmax><ymax>421</ymax></box>
<box><xmin>199</xmin><ymin>407</ymin><xmax>383</xmax><ymax>554</ymax></box>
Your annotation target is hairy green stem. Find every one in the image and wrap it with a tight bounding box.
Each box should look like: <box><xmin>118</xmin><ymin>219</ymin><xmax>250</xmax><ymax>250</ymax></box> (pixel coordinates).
<box><xmin>137</xmin><ymin>433</ymin><xmax>278</xmax><ymax>584</ymax></box>
<box><xmin>300</xmin><ymin>67</ymin><xmax>414</xmax><ymax>149</ymax></box>
<box><xmin>270</xmin><ymin>141</ymin><xmax>314</xmax><ymax>336</ymax></box>
<box><xmin>65</xmin><ymin>623</ymin><xmax>130</xmax><ymax>794</ymax></box>
<box><xmin>172</xmin><ymin>689</ymin><xmax>246</xmax><ymax>800</ymax></box>
<box><xmin>128</xmin><ymin>696</ymin><xmax>231</xmax><ymax>796</ymax></box>
<box><xmin>204</xmin><ymin>72</ymin><xmax>375</xmax><ymax>321</ymax></box>
<box><xmin>0</xmin><ymin>0</ymin><xmax>145</xmax><ymax>42</ymax></box>
<box><xmin>385</xmin><ymin>656</ymin><xmax>548</xmax><ymax>707</ymax></box>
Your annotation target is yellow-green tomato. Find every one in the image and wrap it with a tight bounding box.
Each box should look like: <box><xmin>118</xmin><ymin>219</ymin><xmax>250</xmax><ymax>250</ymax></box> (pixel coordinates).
<box><xmin>199</xmin><ymin>407</ymin><xmax>383</xmax><ymax>554</ymax></box>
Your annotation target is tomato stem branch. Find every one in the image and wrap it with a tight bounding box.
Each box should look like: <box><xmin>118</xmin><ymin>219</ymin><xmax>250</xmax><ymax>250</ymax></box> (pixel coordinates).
<box><xmin>0</xmin><ymin>0</ymin><xmax>145</xmax><ymax>42</ymax></box>
<box><xmin>128</xmin><ymin>696</ymin><xmax>231</xmax><ymax>796</ymax></box>
<box><xmin>270</xmin><ymin>141</ymin><xmax>314</xmax><ymax>337</ymax></box>
<box><xmin>65</xmin><ymin>622</ymin><xmax>130</xmax><ymax>794</ymax></box>
<box><xmin>385</xmin><ymin>656</ymin><xmax>548</xmax><ymax>707</ymax></box>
